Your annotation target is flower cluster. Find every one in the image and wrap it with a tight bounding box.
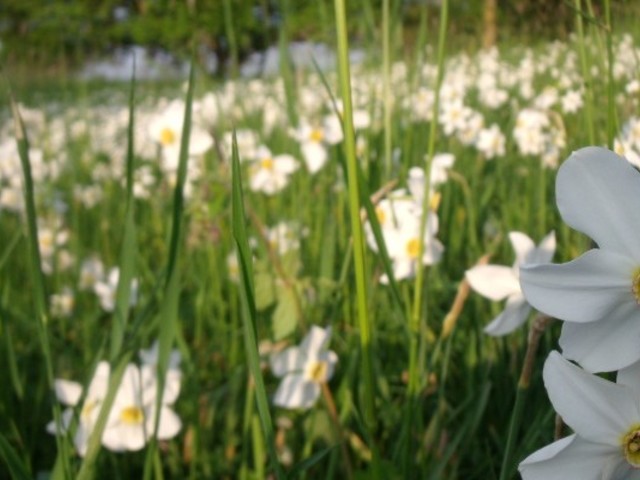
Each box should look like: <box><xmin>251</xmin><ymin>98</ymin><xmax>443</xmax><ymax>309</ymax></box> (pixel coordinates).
<box><xmin>47</xmin><ymin>341</ymin><xmax>182</xmax><ymax>456</ymax></box>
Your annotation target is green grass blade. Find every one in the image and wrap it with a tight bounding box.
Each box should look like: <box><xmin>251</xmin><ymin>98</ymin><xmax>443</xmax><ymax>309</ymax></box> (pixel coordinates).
<box><xmin>232</xmin><ymin>131</ymin><xmax>285</xmax><ymax>479</ymax></box>
<box><xmin>0</xmin><ymin>433</ymin><xmax>31</xmax><ymax>480</ymax></box>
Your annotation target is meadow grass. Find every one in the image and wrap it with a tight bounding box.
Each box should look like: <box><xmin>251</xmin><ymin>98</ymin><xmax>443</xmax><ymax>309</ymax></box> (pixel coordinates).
<box><xmin>0</xmin><ymin>3</ymin><xmax>638</xmax><ymax>479</ymax></box>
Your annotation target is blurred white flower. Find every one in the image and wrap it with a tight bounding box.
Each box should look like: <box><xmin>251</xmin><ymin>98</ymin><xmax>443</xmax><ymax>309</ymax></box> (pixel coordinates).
<box><xmin>248</xmin><ymin>145</ymin><xmax>298</xmax><ymax>195</ymax></box>
<box><xmin>466</xmin><ymin>231</ymin><xmax>555</xmax><ymax>336</ymax></box>
<box><xmin>93</xmin><ymin>267</ymin><xmax>138</xmax><ymax>312</ymax></box>
<box><xmin>270</xmin><ymin>325</ymin><xmax>338</xmax><ymax>409</ymax></box>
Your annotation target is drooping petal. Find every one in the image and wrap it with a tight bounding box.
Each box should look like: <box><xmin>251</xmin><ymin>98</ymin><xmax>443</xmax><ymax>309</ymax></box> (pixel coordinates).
<box><xmin>273</xmin><ymin>374</ymin><xmax>320</xmax><ymax>410</ymax></box>
<box><xmin>483</xmin><ymin>293</ymin><xmax>531</xmax><ymax>336</ymax></box>
<box><xmin>270</xmin><ymin>346</ymin><xmax>305</xmax><ymax>377</ymax></box>
<box><xmin>559</xmin><ymin>303</ymin><xmax>640</xmax><ymax>372</ymax></box>
<box><xmin>102</xmin><ymin>423</ymin><xmax>146</xmax><ymax>452</ymax></box>
<box><xmin>543</xmin><ymin>351</ymin><xmax>640</xmax><ymax>445</ymax></box>
<box><xmin>519</xmin><ymin>434</ymin><xmax>621</xmax><ymax>480</ymax></box>
<box><xmin>519</xmin><ymin>249</ymin><xmax>634</xmax><ymax>323</ymax></box>
<box><xmin>509</xmin><ymin>232</ymin><xmax>535</xmax><ymax>267</ymax></box>
<box><xmin>148</xmin><ymin>405</ymin><xmax>182</xmax><ymax>440</ymax></box>
<box><xmin>556</xmin><ymin>147</ymin><xmax>640</xmax><ymax>262</ymax></box>
<box><xmin>466</xmin><ymin>265</ymin><xmax>520</xmax><ymax>301</ymax></box>
<box><xmin>46</xmin><ymin>408</ymin><xmax>74</xmax><ymax>435</ymax></box>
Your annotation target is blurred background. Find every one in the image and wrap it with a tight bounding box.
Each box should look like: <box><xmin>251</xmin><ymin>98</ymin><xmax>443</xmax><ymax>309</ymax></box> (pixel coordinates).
<box><xmin>2</xmin><ymin>0</ymin><xmax>638</xmax><ymax>82</ymax></box>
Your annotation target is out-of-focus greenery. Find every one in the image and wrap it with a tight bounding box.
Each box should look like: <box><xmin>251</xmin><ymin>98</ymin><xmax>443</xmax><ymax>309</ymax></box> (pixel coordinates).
<box><xmin>1</xmin><ymin>0</ymin><xmax>638</xmax><ymax>74</ymax></box>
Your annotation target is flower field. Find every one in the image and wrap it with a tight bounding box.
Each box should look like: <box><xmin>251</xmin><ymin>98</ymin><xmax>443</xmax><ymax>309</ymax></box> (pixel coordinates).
<box><xmin>2</xmin><ymin>3</ymin><xmax>640</xmax><ymax>479</ymax></box>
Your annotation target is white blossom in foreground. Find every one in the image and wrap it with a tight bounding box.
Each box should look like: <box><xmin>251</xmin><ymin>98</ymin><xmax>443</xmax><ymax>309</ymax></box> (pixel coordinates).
<box><xmin>519</xmin><ymin>352</ymin><xmax>640</xmax><ymax>479</ymax></box>
<box><xmin>47</xmin><ymin>362</ymin><xmax>111</xmax><ymax>456</ymax></box>
<box><xmin>520</xmin><ymin>147</ymin><xmax>640</xmax><ymax>372</ymax></box>
<box><xmin>270</xmin><ymin>326</ymin><xmax>338</xmax><ymax>409</ymax></box>
<box><xmin>466</xmin><ymin>231</ymin><xmax>555</xmax><ymax>335</ymax></box>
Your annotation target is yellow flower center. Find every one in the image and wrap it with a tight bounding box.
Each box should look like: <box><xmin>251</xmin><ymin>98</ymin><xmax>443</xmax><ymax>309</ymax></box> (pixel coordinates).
<box><xmin>261</xmin><ymin>157</ymin><xmax>274</xmax><ymax>170</ymax></box>
<box><xmin>309</xmin><ymin>129</ymin><xmax>324</xmax><ymax>143</ymax></box>
<box><xmin>623</xmin><ymin>425</ymin><xmax>640</xmax><ymax>467</ymax></box>
<box><xmin>81</xmin><ymin>399</ymin><xmax>99</xmax><ymax>421</ymax></box>
<box><xmin>406</xmin><ymin>238</ymin><xmax>421</xmax><ymax>259</ymax></box>
<box><xmin>632</xmin><ymin>268</ymin><xmax>640</xmax><ymax>303</ymax></box>
<box><xmin>306</xmin><ymin>361</ymin><xmax>328</xmax><ymax>383</ymax></box>
<box><xmin>160</xmin><ymin>127</ymin><xmax>176</xmax><ymax>146</ymax></box>
<box><xmin>375</xmin><ymin>206</ymin><xmax>386</xmax><ymax>225</ymax></box>
<box><xmin>120</xmin><ymin>406</ymin><xmax>144</xmax><ymax>425</ymax></box>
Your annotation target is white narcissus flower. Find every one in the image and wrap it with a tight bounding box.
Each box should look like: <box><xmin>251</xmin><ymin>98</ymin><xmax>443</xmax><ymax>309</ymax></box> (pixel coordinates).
<box><xmin>520</xmin><ymin>147</ymin><xmax>640</xmax><ymax>373</ymax></box>
<box><xmin>270</xmin><ymin>326</ymin><xmax>338</xmax><ymax>410</ymax></box>
<box><xmin>102</xmin><ymin>364</ymin><xmax>181</xmax><ymax>452</ymax></box>
<box><xmin>466</xmin><ymin>231</ymin><xmax>555</xmax><ymax>336</ymax></box>
<box><xmin>519</xmin><ymin>352</ymin><xmax>640</xmax><ymax>479</ymax></box>
<box><xmin>47</xmin><ymin>361</ymin><xmax>111</xmax><ymax>457</ymax></box>
<box><xmin>248</xmin><ymin>145</ymin><xmax>299</xmax><ymax>195</ymax></box>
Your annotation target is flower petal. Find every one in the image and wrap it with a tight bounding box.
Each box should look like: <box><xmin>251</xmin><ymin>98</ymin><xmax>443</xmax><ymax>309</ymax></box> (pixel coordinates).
<box><xmin>559</xmin><ymin>302</ymin><xmax>640</xmax><ymax>372</ymax></box>
<box><xmin>529</xmin><ymin>230</ymin><xmax>556</xmax><ymax>265</ymax></box>
<box><xmin>483</xmin><ymin>294</ymin><xmax>531</xmax><ymax>336</ymax></box>
<box><xmin>273</xmin><ymin>374</ymin><xmax>320</xmax><ymax>410</ymax></box>
<box><xmin>466</xmin><ymin>265</ymin><xmax>520</xmax><ymax>301</ymax></box>
<box><xmin>299</xmin><ymin>326</ymin><xmax>331</xmax><ymax>359</ymax></box>
<box><xmin>519</xmin><ymin>434</ymin><xmax>621</xmax><ymax>480</ymax></box>
<box><xmin>509</xmin><ymin>232</ymin><xmax>535</xmax><ymax>266</ymax></box>
<box><xmin>617</xmin><ymin>358</ymin><xmax>640</xmax><ymax>395</ymax></box>
<box><xmin>543</xmin><ymin>351</ymin><xmax>640</xmax><ymax>445</ymax></box>
<box><xmin>270</xmin><ymin>346</ymin><xmax>304</xmax><ymax>377</ymax></box>
<box><xmin>519</xmin><ymin>249</ymin><xmax>634</xmax><ymax>323</ymax></box>
<box><xmin>556</xmin><ymin>146</ymin><xmax>640</xmax><ymax>262</ymax></box>
<box><xmin>54</xmin><ymin>379</ymin><xmax>82</xmax><ymax>406</ymax></box>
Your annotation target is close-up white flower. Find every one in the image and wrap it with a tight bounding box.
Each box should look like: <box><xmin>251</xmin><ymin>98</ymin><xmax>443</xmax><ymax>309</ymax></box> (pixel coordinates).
<box><xmin>519</xmin><ymin>351</ymin><xmax>640</xmax><ymax>479</ymax></box>
<box><xmin>520</xmin><ymin>147</ymin><xmax>640</xmax><ymax>372</ymax></box>
<box><xmin>466</xmin><ymin>230</ymin><xmax>555</xmax><ymax>335</ymax></box>
<box><xmin>270</xmin><ymin>325</ymin><xmax>338</xmax><ymax>410</ymax></box>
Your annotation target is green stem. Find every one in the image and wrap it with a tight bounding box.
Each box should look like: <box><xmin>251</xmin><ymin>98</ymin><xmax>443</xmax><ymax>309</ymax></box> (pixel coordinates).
<box><xmin>574</xmin><ymin>0</ymin><xmax>596</xmax><ymax>145</ymax></box>
<box><xmin>333</xmin><ymin>0</ymin><xmax>379</xmax><ymax>472</ymax></box>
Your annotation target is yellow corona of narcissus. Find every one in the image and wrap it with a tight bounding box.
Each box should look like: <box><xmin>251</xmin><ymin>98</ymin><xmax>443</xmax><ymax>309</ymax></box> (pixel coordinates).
<box><xmin>520</xmin><ymin>147</ymin><xmax>640</xmax><ymax>373</ymax></box>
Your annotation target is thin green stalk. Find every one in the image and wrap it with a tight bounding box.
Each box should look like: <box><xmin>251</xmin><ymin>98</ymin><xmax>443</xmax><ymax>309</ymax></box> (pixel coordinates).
<box><xmin>382</xmin><ymin>0</ymin><xmax>393</xmax><ymax>174</ymax></box>
<box><xmin>232</xmin><ymin>133</ymin><xmax>285</xmax><ymax>479</ymax></box>
<box><xmin>402</xmin><ymin>0</ymin><xmax>448</xmax><ymax>470</ymax></box>
<box><xmin>333</xmin><ymin>1</ymin><xmax>379</xmax><ymax>473</ymax></box>
<box><xmin>222</xmin><ymin>0</ymin><xmax>239</xmax><ymax>77</ymax></box>
<box><xmin>574</xmin><ymin>0</ymin><xmax>596</xmax><ymax>145</ymax></box>
<box><xmin>604</xmin><ymin>0</ymin><xmax>616</xmax><ymax>149</ymax></box>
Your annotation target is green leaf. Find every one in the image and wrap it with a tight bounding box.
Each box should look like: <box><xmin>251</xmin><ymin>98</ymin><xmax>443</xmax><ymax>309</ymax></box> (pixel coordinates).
<box><xmin>254</xmin><ymin>271</ymin><xmax>276</xmax><ymax>311</ymax></box>
<box><xmin>272</xmin><ymin>287</ymin><xmax>298</xmax><ymax>341</ymax></box>
<box><xmin>0</xmin><ymin>433</ymin><xmax>31</xmax><ymax>480</ymax></box>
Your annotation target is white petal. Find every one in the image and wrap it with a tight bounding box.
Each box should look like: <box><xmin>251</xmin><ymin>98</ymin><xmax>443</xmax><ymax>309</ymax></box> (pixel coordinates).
<box><xmin>556</xmin><ymin>147</ymin><xmax>640</xmax><ymax>262</ymax></box>
<box><xmin>299</xmin><ymin>326</ymin><xmax>331</xmax><ymax>359</ymax></box>
<box><xmin>273</xmin><ymin>374</ymin><xmax>320</xmax><ymax>410</ymax></box>
<box><xmin>148</xmin><ymin>406</ymin><xmax>182</xmax><ymax>440</ymax></box>
<box><xmin>317</xmin><ymin>350</ymin><xmax>339</xmax><ymax>381</ymax></box>
<box><xmin>529</xmin><ymin>230</ymin><xmax>556</xmax><ymax>265</ymax></box>
<box><xmin>466</xmin><ymin>265</ymin><xmax>520</xmax><ymax>301</ymax></box>
<box><xmin>270</xmin><ymin>346</ymin><xmax>305</xmax><ymax>377</ymax></box>
<box><xmin>617</xmin><ymin>358</ymin><xmax>640</xmax><ymax>395</ymax></box>
<box><xmin>54</xmin><ymin>379</ymin><xmax>82</xmax><ymax>406</ymax></box>
<box><xmin>519</xmin><ymin>249</ymin><xmax>634</xmax><ymax>323</ymax></box>
<box><xmin>509</xmin><ymin>232</ymin><xmax>535</xmax><ymax>266</ymax></box>
<box><xmin>483</xmin><ymin>294</ymin><xmax>531</xmax><ymax>336</ymax></box>
<box><xmin>102</xmin><ymin>424</ymin><xmax>146</xmax><ymax>452</ymax></box>
<box><xmin>519</xmin><ymin>434</ymin><xmax>621</xmax><ymax>480</ymax></box>
<box><xmin>559</xmin><ymin>302</ymin><xmax>640</xmax><ymax>372</ymax></box>
<box><xmin>543</xmin><ymin>351</ymin><xmax>640</xmax><ymax>445</ymax></box>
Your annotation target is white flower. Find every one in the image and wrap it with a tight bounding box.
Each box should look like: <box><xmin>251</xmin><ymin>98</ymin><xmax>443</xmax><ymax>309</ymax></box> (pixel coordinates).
<box><xmin>270</xmin><ymin>326</ymin><xmax>338</xmax><ymax>410</ymax></box>
<box><xmin>248</xmin><ymin>145</ymin><xmax>298</xmax><ymax>195</ymax></box>
<box><xmin>466</xmin><ymin>231</ymin><xmax>555</xmax><ymax>336</ymax></box>
<box><xmin>520</xmin><ymin>147</ymin><xmax>640</xmax><ymax>372</ymax></box>
<box><xmin>519</xmin><ymin>352</ymin><xmax>640</xmax><ymax>479</ymax></box>
<box><xmin>47</xmin><ymin>362</ymin><xmax>111</xmax><ymax>457</ymax></box>
<box><xmin>102</xmin><ymin>364</ymin><xmax>181</xmax><ymax>452</ymax></box>
<box><xmin>94</xmin><ymin>267</ymin><xmax>138</xmax><ymax>312</ymax></box>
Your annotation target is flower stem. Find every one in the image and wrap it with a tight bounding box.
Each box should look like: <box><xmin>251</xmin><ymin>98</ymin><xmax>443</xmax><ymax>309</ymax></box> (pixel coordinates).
<box><xmin>321</xmin><ymin>382</ymin><xmax>353</xmax><ymax>480</ymax></box>
<box><xmin>499</xmin><ymin>315</ymin><xmax>552</xmax><ymax>480</ymax></box>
